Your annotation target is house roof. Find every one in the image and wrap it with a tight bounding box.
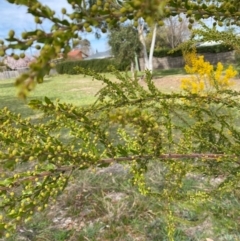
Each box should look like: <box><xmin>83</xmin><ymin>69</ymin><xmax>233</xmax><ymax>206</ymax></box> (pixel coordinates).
<box><xmin>197</xmin><ymin>41</ymin><xmax>222</xmax><ymax>47</ymax></box>
<box><xmin>3</xmin><ymin>55</ymin><xmax>33</xmax><ymax>70</ymax></box>
<box><xmin>67</xmin><ymin>49</ymin><xmax>88</xmax><ymax>57</ymax></box>
<box><xmin>84</xmin><ymin>49</ymin><xmax>113</xmax><ymax>60</ymax></box>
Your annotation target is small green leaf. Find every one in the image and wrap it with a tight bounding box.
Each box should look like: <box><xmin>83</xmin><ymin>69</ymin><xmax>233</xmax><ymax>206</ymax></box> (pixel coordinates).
<box><xmin>44</xmin><ymin>96</ymin><xmax>52</xmax><ymax>105</ymax></box>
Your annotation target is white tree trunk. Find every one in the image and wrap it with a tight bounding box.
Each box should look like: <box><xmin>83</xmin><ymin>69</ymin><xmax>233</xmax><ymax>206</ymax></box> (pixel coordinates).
<box><xmin>131</xmin><ymin>61</ymin><xmax>134</xmax><ymax>77</ymax></box>
<box><xmin>138</xmin><ymin>23</ymin><xmax>149</xmax><ymax>70</ymax></box>
<box><xmin>148</xmin><ymin>23</ymin><xmax>157</xmax><ymax>72</ymax></box>
<box><xmin>138</xmin><ymin>22</ymin><xmax>157</xmax><ymax>72</ymax></box>
<box><xmin>134</xmin><ymin>52</ymin><xmax>140</xmax><ymax>71</ymax></box>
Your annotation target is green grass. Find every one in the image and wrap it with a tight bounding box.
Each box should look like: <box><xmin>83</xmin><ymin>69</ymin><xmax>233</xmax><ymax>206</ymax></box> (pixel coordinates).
<box><xmin>7</xmin><ymin>164</ymin><xmax>198</xmax><ymax>241</ymax></box>
<box><xmin>127</xmin><ymin>67</ymin><xmax>186</xmax><ymax>78</ymax></box>
<box><xmin>8</xmin><ymin>161</ymin><xmax>240</xmax><ymax>241</ymax></box>
<box><xmin>2</xmin><ymin>72</ymin><xmax>240</xmax><ymax>240</ymax></box>
<box><xmin>3</xmin><ymin>70</ymin><xmax>180</xmax><ymax>116</ymax></box>
<box><xmin>153</xmin><ymin>68</ymin><xmax>186</xmax><ymax>77</ymax></box>
<box><xmin>0</xmin><ymin>70</ymin><xmax>186</xmax><ymax>118</ymax></box>
<box><xmin>0</xmin><ymin>74</ymin><xmax>105</xmax><ymax>118</ymax></box>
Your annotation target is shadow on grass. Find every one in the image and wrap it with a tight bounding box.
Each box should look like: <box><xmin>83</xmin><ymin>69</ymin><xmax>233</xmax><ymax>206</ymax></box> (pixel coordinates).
<box><xmin>0</xmin><ymin>96</ymin><xmax>39</xmax><ymax>118</ymax></box>
<box><xmin>153</xmin><ymin>68</ymin><xmax>186</xmax><ymax>77</ymax></box>
<box><xmin>0</xmin><ymin>82</ymin><xmax>16</xmax><ymax>89</ymax></box>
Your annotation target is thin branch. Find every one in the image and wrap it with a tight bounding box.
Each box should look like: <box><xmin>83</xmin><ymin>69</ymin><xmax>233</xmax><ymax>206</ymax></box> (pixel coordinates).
<box><xmin>100</xmin><ymin>153</ymin><xmax>236</xmax><ymax>164</ymax></box>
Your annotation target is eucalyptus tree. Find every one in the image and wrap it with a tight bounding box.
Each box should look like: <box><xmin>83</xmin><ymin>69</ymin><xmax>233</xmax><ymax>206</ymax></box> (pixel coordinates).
<box><xmin>72</xmin><ymin>38</ymin><xmax>91</xmax><ymax>55</ymax></box>
<box><xmin>108</xmin><ymin>24</ymin><xmax>142</xmax><ymax>72</ymax></box>
<box><xmin>146</xmin><ymin>16</ymin><xmax>191</xmax><ymax>50</ymax></box>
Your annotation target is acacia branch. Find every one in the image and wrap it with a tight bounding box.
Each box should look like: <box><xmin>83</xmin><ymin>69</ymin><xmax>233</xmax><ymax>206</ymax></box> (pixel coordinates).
<box><xmin>0</xmin><ymin>153</ymin><xmax>237</xmax><ymax>192</ymax></box>
<box><xmin>100</xmin><ymin>153</ymin><xmax>236</xmax><ymax>164</ymax></box>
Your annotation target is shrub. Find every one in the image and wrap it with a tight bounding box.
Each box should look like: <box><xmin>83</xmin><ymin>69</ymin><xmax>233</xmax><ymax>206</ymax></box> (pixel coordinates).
<box><xmin>2</xmin><ymin>69</ymin><xmax>240</xmax><ymax>240</ymax></box>
<box><xmin>152</xmin><ymin>48</ymin><xmax>182</xmax><ymax>58</ymax></box>
<box><xmin>152</xmin><ymin>44</ymin><xmax>233</xmax><ymax>58</ymax></box>
<box><xmin>196</xmin><ymin>44</ymin><xmax>233</xmax><ymax>53</ymax></box>
<box><xmin>0</xmin><ymin>61</ymin><xmax>8</xmax><ymax>72</ymax></box>
<box><xmin>55</xmin><ymin>58</ymin><xmax>130</xmax><ymax>75</ymax></box>
<box><xmin>181</xmin><ymin>49</ymin><xmax>237</xmax><ymax>93</ymax></box>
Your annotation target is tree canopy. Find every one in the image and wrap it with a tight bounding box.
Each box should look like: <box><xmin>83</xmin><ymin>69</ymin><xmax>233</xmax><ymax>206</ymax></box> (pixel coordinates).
<box><xmin>108</xmin><ymin>25</ymin><xmax>142</xmax><ymax>69</ymax></box>
<box><xmin>145</xmin><ymin>15</ymin><xmax>191</xmax><ymax>49</ymax></box>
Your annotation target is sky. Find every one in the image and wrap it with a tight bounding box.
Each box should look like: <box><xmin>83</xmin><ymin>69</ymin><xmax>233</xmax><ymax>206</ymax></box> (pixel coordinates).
<box><xmin>1</xmin><ymin>0</ymin><xmax>239</xmax><ymax>57</ymax></box>
<box><xmin>0</xmin><ymin>0</ymin><xmax>109</xmax><ymax>55</ymax></box>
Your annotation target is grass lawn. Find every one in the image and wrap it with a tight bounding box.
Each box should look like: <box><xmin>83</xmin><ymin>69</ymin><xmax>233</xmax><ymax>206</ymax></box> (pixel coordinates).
<box><xmin>0</xmin><ymin>74</ymin><xmax>105</xmax><ymax>118</ymax></box>
<box><xmin>153</xmin><ymin>68</ymin><xmax>187</xmax><ymax>77</ymax></box>
<box><xmin>0</xmin><ymin>70</ymin><xmax>187</xmax><ymax>118</ymax></box>
<box><xmin>2</xmin><ymin>71</ymin><xmax>240</xmax><ymax>241</ymax></box>
<box><xmin>1</xmin><ymin>67</ymin><xmax>240</xmax><ymax>117</ymax></box>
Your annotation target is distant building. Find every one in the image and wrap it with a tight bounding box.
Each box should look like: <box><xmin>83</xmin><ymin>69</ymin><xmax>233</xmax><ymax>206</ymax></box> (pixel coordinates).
<box><xmin>196</xmin><ymin>41</ymin><xmax>222</xmax><ymax>47</ymax></box>
<box><xmin>84</xmin><ymin>49</ymin><xmax>113</xmax><ymax>60</ymax></box>
<box><xmin>3</xmin><ymin>55</ymin><xmax>33</xmax><ymax>70</ymax></box>
<box><xmin>67</xmin><ymin>49</ymin><xmax>88</xmax><ymax>60</ymax></box>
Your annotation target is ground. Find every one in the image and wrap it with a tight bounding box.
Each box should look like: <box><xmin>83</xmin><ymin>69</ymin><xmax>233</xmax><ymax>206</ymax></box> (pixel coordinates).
<box><xmin>146</xmin><ymin>74</ymin><xmax>240</xmax><ymax>92</ymax></box>
<box><xmin>2</xmin><ymin>72</ymin><xmax>240</xmax><ymax>241</ymax></box>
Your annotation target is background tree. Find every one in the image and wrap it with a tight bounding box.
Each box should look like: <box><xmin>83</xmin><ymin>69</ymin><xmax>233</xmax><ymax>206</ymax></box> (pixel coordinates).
<box><xmin>2</xmin><ymin>0</ymin><xmax>240</xmax><ymax>95</ymax></box>
<box><xmin>108</xmin><ymin>25</ymin><xmax>142</xmax><ymax>72</ymax></box>
<box><xmin>72</xmin><ymin>38</ymin><xmax>91</xmax><ymax>55</ymax></box>
<box><xmin>146</xmin><ymin>15</ymin><xmax>191</xmax><ymax>50</ymax></box>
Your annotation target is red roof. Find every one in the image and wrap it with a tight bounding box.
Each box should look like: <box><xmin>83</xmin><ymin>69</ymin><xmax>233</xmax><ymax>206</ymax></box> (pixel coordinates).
<box><xmin>67</xmin><ymin>49</ymin><xmax>88</xmax><ymax>58</ymax></box>
<box><xmin>68</xmin><ymin>49</ymin><xmax>81</xmax><ymax>57</ymax></box>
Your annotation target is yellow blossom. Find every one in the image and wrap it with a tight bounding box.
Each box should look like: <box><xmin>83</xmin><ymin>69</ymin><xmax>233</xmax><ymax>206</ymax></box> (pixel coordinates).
<box><xmin>181</xmin><ymin>49</ymin><xmax>237</xmax><ymax>94</ymax></box>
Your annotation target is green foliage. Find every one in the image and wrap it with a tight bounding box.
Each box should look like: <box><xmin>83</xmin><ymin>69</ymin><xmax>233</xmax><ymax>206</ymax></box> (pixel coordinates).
<box><xmin>146</xmin><ymin>218</ymin><xmax>195</xmax><ymax>241</ymax></box>
<box><xmin>152</xmin><ymin>44</ymin><xmax>234</xmax><ymax>58</ymax></box>
<box><xmin>2</xmin><ymin>0</ymin><xmax>240</xmax><ymax>96</ymax></box>
<box><xmin>55</xmin><ymin>58</ymin><xmax>130</xmax><ymax>75</ymax></box>
<box><xmin>196</xmin><ymin>44</ymin><xmax>234</xmax><ymax>53</ymax></box>
<box><xmin>108</xmin><ymin>25</ymin><xmax>142</xmax><ymax>64</ymax></box>
<box><xmin>72</xmin><ymin>38</ymin><xmax>91</xmax><ymax>55</ymax></box>
<box><xmin>3</xmin><ymin>0</ymin><xmax>240</xmax><ymax>240</ymax></box>
<box><xmin>1</xmin><ymin>68</ymin><xmax>240</xmax><ymax>239</ymax></box>
<box><xmin>152</xmin><ymin>48</ymin><xmax>183</xmax><ymax>58</ymax></box>
<box><xmin>0</xmin><ymin>61</ymin><xmax>7</xmax><ymax>72</ymax></box>
<box><xmin>192</xmin><ymin>23</ymin><xmax>240</xmax><ymax>52</ymax></box>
